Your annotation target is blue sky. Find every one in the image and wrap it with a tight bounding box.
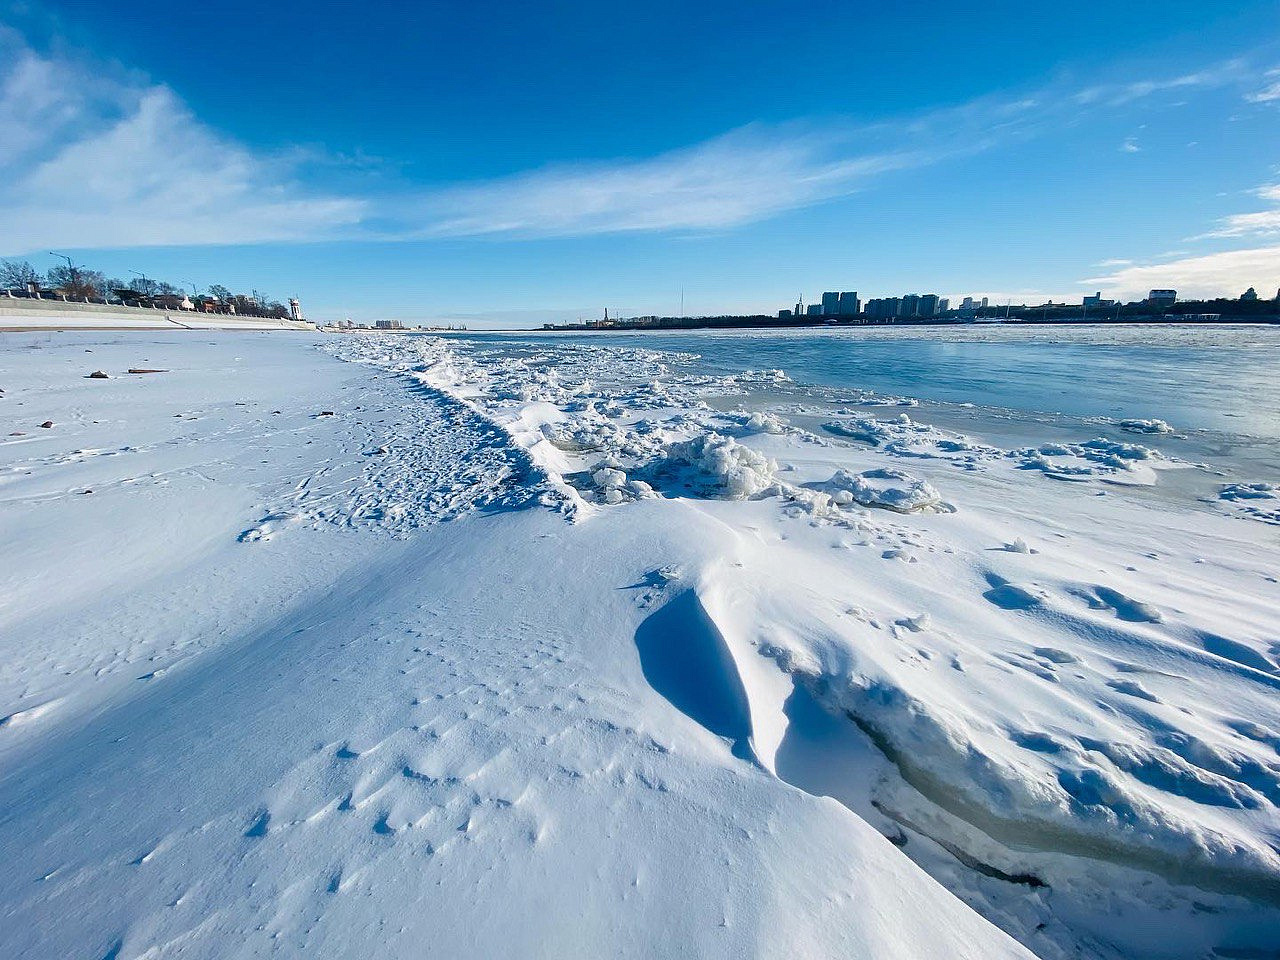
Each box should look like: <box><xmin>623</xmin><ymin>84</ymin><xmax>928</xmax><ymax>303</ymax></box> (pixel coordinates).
<box><xmin>2</xmin><ymin>0</ymin><xmax>1279</xmax><ymax>326</ymax></box>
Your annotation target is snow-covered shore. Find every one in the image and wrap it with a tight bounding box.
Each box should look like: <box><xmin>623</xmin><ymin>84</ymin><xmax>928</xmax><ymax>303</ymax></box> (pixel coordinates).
<box><xmin>1</xmin><ymin>330</ymin><xmax>1277</xmax><ymax>958</ymax></box>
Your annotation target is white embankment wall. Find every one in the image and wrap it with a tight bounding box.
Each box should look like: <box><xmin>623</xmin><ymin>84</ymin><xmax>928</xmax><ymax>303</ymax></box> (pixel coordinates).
<box><xmin>0</xmin><ymin>296</ymin><xmax>316</xmax><ymax>331</ymax></box>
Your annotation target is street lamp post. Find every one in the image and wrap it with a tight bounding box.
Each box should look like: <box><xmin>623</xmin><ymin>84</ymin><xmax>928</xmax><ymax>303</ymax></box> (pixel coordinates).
<box><xmin>49</xmin><ymin>252</ymin><xmax>78</xmax><ymax>297</ymax></box>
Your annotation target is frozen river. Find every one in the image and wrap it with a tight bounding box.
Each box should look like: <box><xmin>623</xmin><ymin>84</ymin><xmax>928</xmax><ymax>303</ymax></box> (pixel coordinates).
<box><xmin>450</xmin><ymin>322</ymin><xmax>1280</xmax><ymax>486</ymax></box>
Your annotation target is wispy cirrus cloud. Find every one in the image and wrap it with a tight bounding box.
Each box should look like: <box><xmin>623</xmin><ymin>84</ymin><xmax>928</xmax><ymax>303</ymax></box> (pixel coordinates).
<box><xmin>1073</xmin><ymin>60</ymin><xmax>1254</xmax><ymax>106</ymax></box>
<box><xmin>1245</xmin><ymin>68</ymin><xmax>1280</xmax><ymax>103</ymax></box>
<box><xmin>0</xmin><ymin>27</ymin><xmax>997</xmax><ymax>251</ymax></box>
<box><xmin>0</xmin><ymin>27</ymin><xmax>366</xmax><ymax>251</ymax></box>
<box><xmin>403</xmin><ymin>132</ymin><xmax>932</xmax><ymax>240</ymax></box>
<box><xmin>1</xmin><ymin>25</ymin><xmax>1278</xmax><ymax>254</ymax></box>
<box><xmin>1196</xmin><ymin>183</ymin><xmax>1280</xmax><ymax>239</ymax></box>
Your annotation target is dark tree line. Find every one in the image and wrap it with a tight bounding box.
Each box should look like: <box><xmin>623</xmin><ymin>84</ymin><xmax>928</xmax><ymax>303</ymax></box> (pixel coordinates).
<box><xmin>1</xmin><ymin>259</ymin><xmax>291</xmax><ymax>318</ymax></box>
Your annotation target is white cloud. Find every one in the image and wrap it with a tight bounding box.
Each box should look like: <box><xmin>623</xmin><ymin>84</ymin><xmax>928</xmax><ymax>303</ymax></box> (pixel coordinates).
<box><xmin>0</xmin><ymin>27</ymin><xmax>985</xmax><ymax>251</ymax></box>
<box><xmin>0</xmin><ymin>30</ymin><xmax>365</xmax><ymax>251</ymax></box>
<box><xmin>1245</xmin><ymin>68</ymin><xmax>1280</xmax><ymax>103</ymax></box>
<box><xmin>1073</xmin><ymin>61</ymin><xmax>1251</xmax><ymax>106</ymax></box>
<box><xmin>1198</xmin><ymin>183</ymin><xmax>1280</xmax><ymax>239</ymax></box>
<box><xmin>1247</xmin><ymin>81</ymin><xmax>1280</xmax><ymax>102</ymax></box>
<box><xmin>406</xmin><ymin>130</ymin><xmax>928</xmax><ymax>239</ymax></box>
<box><xmin>1120</xmin><ymin>138</ymin><xmax>1141</xmax><ymax>153</ymax></box>
<box><xmin>1082</xmin><ymin>246</ymin><xmax>1280</xmax><ymax>301</ymax></box>
<box><xmin>2</xmin><ymin>27</ymin><xmax>1279</xmax><ymax>255</ymax></box>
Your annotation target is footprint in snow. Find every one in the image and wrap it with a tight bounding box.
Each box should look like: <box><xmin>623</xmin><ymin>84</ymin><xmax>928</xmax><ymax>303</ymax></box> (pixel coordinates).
<box><xmin>0</xmin><ymin>698</ymin><xmax>62</xmax><ymax>730</ymax></box>
<box><xmin>982</xmin><ymin>573</ymin><xmax>1042</xmax><ymax>610</ymax></box>
<box><xmin>238</xmin><ymin>512</ymin><xmax>298</xmax><ymax>543</ymax></box>
<box><xmin>1033</xmin><ymin>647</ymin><xmax>1081</xmax><ymax>665</ymax></box>
<box><xmin>244</xmin><ymin>810</ymin><xmax>271</xmax><ymax>838</ymax></box>
<box><xmin>1106</xmin><ymin>678</ymin><xmax>1162</xmax><ymax>703</ymax></box>
<box><xmin>1073</xmin><ymin>585</ymin><xmax>1162</xmax><ymax>623</ymax></box>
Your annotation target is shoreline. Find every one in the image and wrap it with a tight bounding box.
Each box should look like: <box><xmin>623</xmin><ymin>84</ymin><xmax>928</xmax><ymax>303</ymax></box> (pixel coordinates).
<box><xmin>537</xmin><ymin>315</ymin><xmax>1280</xmax><ymax>333</ymax></box>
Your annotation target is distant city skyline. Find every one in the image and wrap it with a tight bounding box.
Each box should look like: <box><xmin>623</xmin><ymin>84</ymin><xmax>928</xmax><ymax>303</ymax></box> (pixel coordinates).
<box><xmin>2</xmin><ymin>2</ymin><xmax>1279</xmax><ymax>327</ymax></box>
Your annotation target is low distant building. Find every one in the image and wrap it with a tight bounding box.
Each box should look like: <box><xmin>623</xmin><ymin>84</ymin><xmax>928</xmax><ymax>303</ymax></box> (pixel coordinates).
<box><xmin>806</xmin><ymin>303</ymin><xmax>822</xmax><ymax>316</ymax></box>
<box><xmin>778</xmin><ymin>309</ymin><xmax>793</xmax><ymax>319</ymax></box>
<box><xmin>1148</xmin><ymin>289</ymin><xmax>1177</xmax><ymax>306</ymax></box>
<box><xmin>374</xmin><ymin>319</ymin><xmax>404</xmax><ymax>330</ymax></box>
<box><xmin>1241</xmin><ymin>287</ymin><xmax>1259</xmax><ymax>301</ymax></box>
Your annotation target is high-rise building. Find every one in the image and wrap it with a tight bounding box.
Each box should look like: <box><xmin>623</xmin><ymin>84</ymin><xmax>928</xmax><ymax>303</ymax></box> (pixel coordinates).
<box><xmin>1148</xmin><ymin>289</ymin><xmax>1177</xmax><ymax>306</ymax></box>
<box><xmin>866</xmin><ymin>297</ymin><xmax>900</xmax><ymax>318</ymax></box>
<box><xmin>899</xmin><ymin>294</ymin><xmax>920</xmax><ymax>317</ymax></box>
<box><xmin>778</xmin><ymin>309</ymin><xmax>793</xmax><ymax>319</ymax></box>
<box><xmin>938</xmin><ymin>298</ymin><xmax>949</xmax><ymax>313</ymax></box>
<box><xmin>981</xmin><ymin>297</ymin><xmax>989</xmax><ymax>309</ymax></box>
<box><xmin>1242</xmin><ymin>287</ymin><xmax>1259</xmax><ymax>301</ymax></box>
<box><xmin>821</xmin><ymin>292</ymin><xmax>841</xmax><ymax>315</ymax></box>
<box><xmin>918</xmin><ymin>294</ymin><xmax>940</xmax><ymax>317</ymax></box>
<box><xmin>806</xmin><ymin>303</ymin><xmax>822</xmax><ymax>316</ymax></box>
<box><xmin>838</xmin><ymin>291</ymin><xmax>860</xmax><ymax>315</ymax></box>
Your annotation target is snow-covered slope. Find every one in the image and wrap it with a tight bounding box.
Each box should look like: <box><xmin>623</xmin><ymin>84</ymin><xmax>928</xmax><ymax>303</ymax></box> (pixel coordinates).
<box><xmin>1</xmin><ymin>330</ymin><xmax>1277</xmax><ymax>958</ymax></box>
<box><xmin>0</xmin><ymin>332</ymin><xmax>1031</xmax><ymax>959</ymax></box>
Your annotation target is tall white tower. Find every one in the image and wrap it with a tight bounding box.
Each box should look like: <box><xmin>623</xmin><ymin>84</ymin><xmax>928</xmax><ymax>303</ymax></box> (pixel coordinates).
<box><xmin>289</xmin><ymin>298</ymin><xmax>303</xmax><ymax>321</ymax></box>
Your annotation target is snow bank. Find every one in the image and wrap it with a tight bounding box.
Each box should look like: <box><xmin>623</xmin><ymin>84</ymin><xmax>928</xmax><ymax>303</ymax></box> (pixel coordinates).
<box><xmin>317</xmin><ymin>333</ymin><xmax>1280</xmax><ymax>958</ymax></box>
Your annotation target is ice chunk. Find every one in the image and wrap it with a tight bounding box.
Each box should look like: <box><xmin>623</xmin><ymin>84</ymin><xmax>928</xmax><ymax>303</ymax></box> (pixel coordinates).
<box><xmin>821</xmin><ymin>467</ymin><xmax>944</xmax><ymax>513</ymax></box>
<box><xmin>664</xmin><ymin>433</ymin><xmax>778</xmax><ymax>500</ymax></box>
<box><xmin>1119</xmin><ymin>418</ymin><xmax>1174</xmax><ymax>434</ymax></box>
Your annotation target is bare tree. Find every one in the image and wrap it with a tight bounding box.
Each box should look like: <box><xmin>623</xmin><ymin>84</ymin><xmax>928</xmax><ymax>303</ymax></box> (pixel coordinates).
<box><xmin>208</xmin><ymin>284</ymin><xmax>232</xmax><ymax>302</ymax></box>
<box><xmin>46</xmin><ymin>265</ymin><xmax>107</xmax><ymax>299</ymax></box>
<box><xmin>130</xmin><ymin>276</ymin><xmax>158</xmax><ymax>297</ymax></box>
<box><xmin>1</xmin><ymin>259</ymin><xmax>41</xmax><ymax>289</ymax></box>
